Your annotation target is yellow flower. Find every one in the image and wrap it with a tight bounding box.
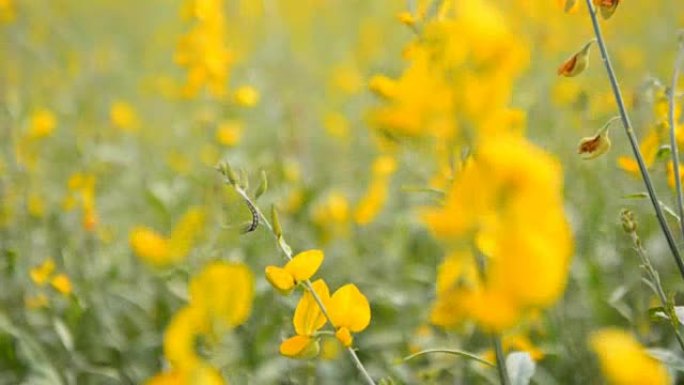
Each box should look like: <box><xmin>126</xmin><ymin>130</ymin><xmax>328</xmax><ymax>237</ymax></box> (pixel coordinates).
<box><xmin>27</xmin><ymin>108</ymin><xmax>56</xmax><ymax>139</ymax></box>
<box><xmin>30</xmin><ymin>258</ymin><xmax>56</xmax><ymax>286</ymax></box>
<box><xmin>215</xmin><ymin>120</ymin><xmax>243</xmax><ymax>146</ymax></box>
<box><xmin>280</xmin><ymin>279</ymin><xmax>330</xmax><ymax>358</ymax></box>
<box><xmin>146</xmin><ymin>366</ymin><xmax>225</xmax><ymax>385</ymax></box>
<box><xmin>265</xmin><ymin>249</ymin><xmax>324</xmax><ymax>294</ymax></box>
<box><xmin>129</xmin><ymin>226</ymin><xmax>171</xmax><ymax>266</ymax></box>
<box><xmin>590</xmin><ymin>328</ymin><xmax>669</xmax><ymax>385</ymax></box>
<box><xmin>168</xmin><ymin>207</ymin><xmax>206</xmax><ymax>259</ymax></box>
<box><xmin>50</xmin><ymin>274</ymin><xmax>73</xmax><ymax>296</ymax></box>
<box><xmin>328</xmin><ymin>284</ymin><xmax>371</xmax><ymax>347</ymax></box>
<box><xmin>233</xmin><ymin>86</ymin><xmax>259</xmax><ymax>107</ymax></box>
<box><xmin>164</xmin><ymin>306</ymin><xmax>210</xmax><ymax>372</ymax></box>
<box><xmin>110</xmin><ymin>100</ymin><xmax>139</xmax><ymax>131</ymax></box>
<box><xmin>423</xmin><ymin>135</ymin><xmax>572</xmax><ymax>331</ymax></box>
<box><xmin>190</xmin><ymin>261</ymin><xmax>254</xmax><ymax>329</ymax></box>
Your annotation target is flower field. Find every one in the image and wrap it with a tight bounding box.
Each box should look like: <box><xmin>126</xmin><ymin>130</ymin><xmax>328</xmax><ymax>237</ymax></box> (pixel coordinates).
<box><xmin>2</xmin><ymin>0</ymin><xmax>684</xmax><ymax>384</ymax></box>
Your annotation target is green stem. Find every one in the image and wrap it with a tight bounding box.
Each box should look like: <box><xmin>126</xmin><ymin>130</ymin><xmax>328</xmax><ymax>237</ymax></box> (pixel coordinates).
<box><xmin>584</xmin><ymin>0</ymin><xmax>684</xmax><ymax>281</ymax></box>
<box><xmin>493</xmin><ymin>335</ymin><xmax>511</xmax><ymax>385</ymax></box>
<box><xmin>623</xmin><ymin>212</ymin><xmax>684</xmax><ymax>353</ymax></box>
<box><xmin>404</xmin><ymin>348</ymin><xmax>495</xmax><ymax>367</ymax></box>
<box><xmin>668</xmin><ymin>35</ymin><xmax>684</xmax><ymax>241</ymax></box>
<box><xmin>229</xmin><ymin>181</ymin><xmax>377</xmax><ymax>385</ymax></box>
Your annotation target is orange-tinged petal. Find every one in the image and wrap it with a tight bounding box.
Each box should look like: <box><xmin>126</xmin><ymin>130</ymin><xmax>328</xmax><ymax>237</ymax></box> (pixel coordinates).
<box><xmin>285</xmin><ymin>249</ymin><xmax>324</xmax><ymax>282</ymax></box>
<box><xmin>293</xmin><ymin>279</ymin><xmax>330</xmax><ymax>336</ymax></box>
<box><xmin>328</xmin><ymin>284</ymin><xmax>371</xmax><ymax>332</ymax></box>
<box><xmin>280</xmin><ymin>335</ymin><xmax>320</xmax><ymax>359</ymax></box>
<box><xmin>335</xmin><ymin>327</ymin><xmax>353</xmax><ymax>347</ymax></box>
<box><xmin>265</xmin><ymin>265</ymin><xmax>295</xmax><ymax>293</ymax></box>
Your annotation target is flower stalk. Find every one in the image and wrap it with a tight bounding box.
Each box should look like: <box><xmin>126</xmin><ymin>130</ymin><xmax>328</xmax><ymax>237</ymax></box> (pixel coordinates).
<box><xmin>219</xmin><ymin>164</ymin><xmax>377</xmax><ymax>385</ymax></box>
<box><xmin>667</xmin><ymin>33</ymin><xmax>684</xmax><ymax>241</ymax></box>
<box><xmin>583</xmin><ymin>0</ymin><xmax>684</xmax><ymax>281</ymax></box>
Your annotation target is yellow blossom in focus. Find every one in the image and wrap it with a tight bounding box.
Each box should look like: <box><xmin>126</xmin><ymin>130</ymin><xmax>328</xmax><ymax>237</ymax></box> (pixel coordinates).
<box><xmin>265</xmin><ymin>249</ymin><xmax>324</xmax><ymax>294</ymax></box>
<box><xmin>280</xmin><ymin>279</ymin><xmax>330</xmax><ymax>358</ymax></box>
<box><xmin>590</xmin><ymin>329</ymin><xmax>669</xmax><ymax>385</ymax></box>
<box><xmin>327</xmin><ymin>284</ymin><xmax>371</xmax><ymax>347</ymax></box>
<box><xmin>110</xmin><ymin>100</ymin><xmax>140</xmax><ymax>131</ymax></box>
<box><xmin>233</xmin><ymin>86</ymin><xmax>259</xmax><ymax>107</ymax></box>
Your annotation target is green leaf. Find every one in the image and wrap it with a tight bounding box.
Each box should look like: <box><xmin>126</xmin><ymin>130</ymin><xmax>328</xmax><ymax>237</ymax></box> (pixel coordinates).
<box><xmin>403</xmin><ymin>348</ymin><xmax>494</xmax><ymax>367</ymax></box>
<box><xmin>647</xmin><ymin>348</ymin><xmax>684</xmax><ymax>372</ymax></box>
<box><xmin>506</xmin><ymin>352</ymin><xmax>535</xmax><ymax>385</ymax></box>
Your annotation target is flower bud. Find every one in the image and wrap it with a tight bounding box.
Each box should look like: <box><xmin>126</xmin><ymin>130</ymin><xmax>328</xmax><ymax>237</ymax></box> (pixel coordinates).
<box><xmin>558</xmin><ymin>40</ymin><xmax>594</xmax><ymax>77</ymax></box>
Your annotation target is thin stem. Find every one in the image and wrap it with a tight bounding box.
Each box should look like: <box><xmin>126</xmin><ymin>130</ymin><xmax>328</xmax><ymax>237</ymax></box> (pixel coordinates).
<box><xmin>623</xmin><ymin>211</ymin><xmax>684</xmax><ymax>353</ymax></box>
<box><xmin>230</xmin><ymin>182</ymin><xmax>377</xmax><ymax>385</ymax></box>
<box><xmin>668</xmin><ymin>37</ymin><xmax>684</xmax><ymax>240</ymax></box>
<box><xmin>584</xmin><ymin>0</ymin><xmax>684</xmax><ymax>281</ymax></box>
<box><xmin>493</xmin><ymin>335</ymin><xmax>511</xmax><ymax>385</ymax></box>
<box><xmin>404</xmin><ymin>348</ymin><xmax>495</xmax><ymax>367</ymax></box>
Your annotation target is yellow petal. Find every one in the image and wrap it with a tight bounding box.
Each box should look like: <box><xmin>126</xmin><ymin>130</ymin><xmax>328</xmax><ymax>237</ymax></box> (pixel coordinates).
<box><xmin>189</xmin><ymin>261</ymin><xmax>254</xmax><ymax>328</ymax></box>
<box><xmin>285</xmin><ymin>249</ymin><xmax>324</xmax><ymax>282</ymax></box>
<box><xmin>293</xmin><ymin>279</ymin><xmax>330</xmax><ymax>336</ymax></box>
<box><xmin>30</xmin><ymin>258</ymin><xmax>56</xmax><ymax>286</ymax></box>
<box><xmin>335</xmin><ymin>327</ymin><xmax>353</xmax><ymax>347</ymax></box>
<box><xmin>279</xmin><ymin>335</ymin><xmax>320</xmax><ymax>359</ymax></box>
<box><xmin>265</xmin><ymin>266</ymin><xmax>296</xmax><ymax>293</ymax></box>
<box><xmin>328</xmin><ymin>284</ymin><xmax>371</xmax><ymax>332</ymax></box>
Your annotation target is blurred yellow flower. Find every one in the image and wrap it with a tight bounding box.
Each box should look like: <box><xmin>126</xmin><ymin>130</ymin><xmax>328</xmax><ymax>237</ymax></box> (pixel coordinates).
<box><xmin>164</xmin><ymin>305</ymin><xmax>209</xmax><ymax>371</ymax></box>
<box><xmin>233</xmin><ymin>85</ymin><xmax>259</xmax><ymax>107</ymax></box>
<box><xmin>0</xmin><ymin>0</ymin><xmax>15</xmax><ymax>23</ymax></box>
<box><xmin>215</xmin><ymin>120</ymin><xmax>243</xmax><ymax>146</ymax></box>
<box><xmin>590</xmin><ymin>328</ymin><xmax>669</xmax><ymax>385</ymax></box>
<box><xmin>30</xmin><ymin>258</ymin><xmax>56</xmax><ymax>286</ymax></box>
<box><xmin>110</xmin><ymin>100</ymin><xmax>140</xmax><ymax>131</ymax></box>
<box><xmin>130</xmin><ymin>227</ymin><xmax>171</xmax><ymax>266</ymax></box>
<box><xmin>265</xmin><ymin>249</ymin><xmax>324</xmax><ymax>294</ymax></box>
<box><xmin>50</xmin><ymin>274</ymin><xmax>73</xmax><ymax>296</ymax></box>
<box><xmin>27</xmin><ymin>108</ymin><xmax>57</xmax><ymax>139</ymax></box>
<box><xmin>424</xmin><ymin>135</ymin><xmax>572</xmax><ymax>331</ymax></box>
<box><xmin>190</xmin><ymin>261</ymin><xmax>254</xmax><ymax>329</ymax></box>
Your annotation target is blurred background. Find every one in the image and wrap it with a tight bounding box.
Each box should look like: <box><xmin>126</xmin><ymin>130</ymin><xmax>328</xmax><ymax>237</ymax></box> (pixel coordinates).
<box><xmin>2</xmin><ymin>0</ymin><xmax>684</xmax><ymax>384</ymax></box>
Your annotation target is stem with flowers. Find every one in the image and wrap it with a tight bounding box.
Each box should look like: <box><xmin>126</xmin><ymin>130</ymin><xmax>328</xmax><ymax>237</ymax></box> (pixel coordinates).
<box><xmin>217</xmin><ymin>163</ymin><xmax>377</xmax><ymax>385</ymax></box>
<box><xmin>583</xmin><ymin>0</ymin><xmax>684</xmax><ymax>281</ymax></box>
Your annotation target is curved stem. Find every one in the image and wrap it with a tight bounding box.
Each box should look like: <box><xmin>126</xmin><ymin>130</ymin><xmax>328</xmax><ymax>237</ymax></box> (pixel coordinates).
<box><xmin>404</xmin><ymin>348</ymin><xmax>495</xmax><ymax>367</ymax></box>
<box><xmin>668</xmin><ymin>37</ymin><xmax>684</xmax><ymax>241</ymax></box>
<box><xmin>229</xmin><ymin>182</ymin><xmax>377</xmax><ymax>385</ymax></box>
<box><xmin>584</xmin><ymin>0</ymin><xmax>684</xmax><ymax>281</ymax></box>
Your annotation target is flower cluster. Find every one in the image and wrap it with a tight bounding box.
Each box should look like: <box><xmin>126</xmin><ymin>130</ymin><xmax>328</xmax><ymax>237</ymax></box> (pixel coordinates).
<box><xmin>423</xmin><ymin>135</ymin><xmax>572</xmax><ymax>331</ymax></box>
<box><xmin>175</xmin><ymin>0</ymin><xmax>233</xmax><ymax>98</ymax></box>
<box><xmin>265</xmin><ymin>249</ymin><xmax>371</xmax><ymax>358</ymax></box>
